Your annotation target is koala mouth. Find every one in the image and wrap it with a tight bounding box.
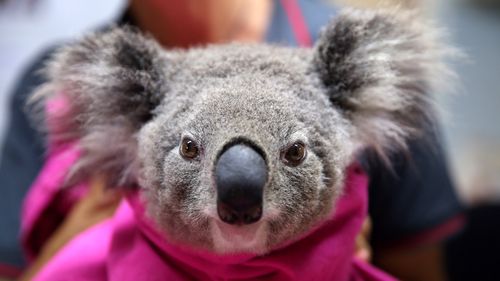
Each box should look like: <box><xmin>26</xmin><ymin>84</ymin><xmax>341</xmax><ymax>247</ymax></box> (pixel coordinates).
<box><xmin>211</xmin><ymin>219</ymin><xmax>268</xmax><ymax>254</ymax></box>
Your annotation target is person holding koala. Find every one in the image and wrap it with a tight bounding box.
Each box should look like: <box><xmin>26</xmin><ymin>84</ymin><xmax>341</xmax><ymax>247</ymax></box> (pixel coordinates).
<box><xmin>0</xmin><ymin>1</ymin><xmax>463</xmax><ymax>280</ymax></box>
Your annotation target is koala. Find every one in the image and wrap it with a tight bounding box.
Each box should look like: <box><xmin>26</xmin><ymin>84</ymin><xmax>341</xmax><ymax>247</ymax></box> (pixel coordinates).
<box><xmin>32</xmin><ymin>8</ymin><xmax>452</xmax><ymax>256</ymax></box>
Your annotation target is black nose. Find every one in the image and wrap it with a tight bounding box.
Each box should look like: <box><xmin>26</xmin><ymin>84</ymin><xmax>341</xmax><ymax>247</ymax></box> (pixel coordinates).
<box><xmin>215</xmin><ymin>143</ymin><xmax>267</xmax><ymax>225</ymax></box>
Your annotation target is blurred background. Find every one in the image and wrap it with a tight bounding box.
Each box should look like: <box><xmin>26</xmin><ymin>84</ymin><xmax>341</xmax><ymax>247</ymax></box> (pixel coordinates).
<box><xmin>0</xmin><ymin>0</ymin><xmax>499</xmax><ymax>280</ymax></box>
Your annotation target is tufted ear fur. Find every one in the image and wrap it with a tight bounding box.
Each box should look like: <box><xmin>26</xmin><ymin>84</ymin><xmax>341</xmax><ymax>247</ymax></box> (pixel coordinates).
<box><xmin>313</xmin><ymin>8</ymin><xmax>456</xmax><ymax>162</ymax></box>
<box><xmin>31</xmin><ymin>26</ymin><xmax>168</xmax><ymax>187</ymax></box>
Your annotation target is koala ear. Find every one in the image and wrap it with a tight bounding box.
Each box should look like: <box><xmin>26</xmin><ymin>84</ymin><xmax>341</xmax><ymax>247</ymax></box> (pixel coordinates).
<box><xmin>313</xmin><ymin>9</ymin><xmax>454</xmax><ymax>159</ymax></box>
<box><xmin>32</xmin><ymin>26</ymin><xmax>169</xmax><ymax>187</ymax></box>
<box><xmin>42</xmin><ymin>26</ymin><xmax>167</xmax><ymax>130</ymax></box>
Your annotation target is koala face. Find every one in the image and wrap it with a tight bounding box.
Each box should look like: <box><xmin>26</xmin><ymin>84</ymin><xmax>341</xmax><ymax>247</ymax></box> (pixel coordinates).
<box><xmin>137</xmin><ymin>45</ymin><xmax>352</xmax><ymax>253</ymax></box>
<box><xmin>35</xmin><ymin>9</ymin><xmax>451</xmax><ymax>254</ymax></box>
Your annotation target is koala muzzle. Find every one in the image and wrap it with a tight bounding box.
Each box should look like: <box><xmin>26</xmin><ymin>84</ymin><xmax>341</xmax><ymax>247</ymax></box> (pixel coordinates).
<box><xmin>215</xmin><ymin>143</ymin><xmax>267</xmax><ymax>225</ymax></box>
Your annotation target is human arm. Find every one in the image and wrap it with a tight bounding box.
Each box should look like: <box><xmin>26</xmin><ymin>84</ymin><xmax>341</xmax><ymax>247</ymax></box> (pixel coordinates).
<box><xmin>364</xmin><ymin>126</ymin><xmax>464</xmax><ymax>281</ymax></box>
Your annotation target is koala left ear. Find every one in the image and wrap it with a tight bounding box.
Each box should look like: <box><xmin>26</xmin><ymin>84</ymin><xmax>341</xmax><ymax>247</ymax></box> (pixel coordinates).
<box><xmin>41</xmin><ymin>26</ymin><xmax>168</xmax><ymax>130</ymax></box>
<box><xmin>31</xmin><ymin>26</ymin><xmax>169</xmax><ymax>187</ymax></box>
<box><xmin>313</xmin><ymin>9</ymin><xmax>455</xmax><ymax>158</ymax></box>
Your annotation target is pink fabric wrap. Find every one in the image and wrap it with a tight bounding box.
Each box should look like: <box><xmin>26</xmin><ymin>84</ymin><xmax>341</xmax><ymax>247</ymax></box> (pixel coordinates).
<box><xmin>21</xmin><ymin>96</ymin><xmax>397</xmax><ymax>281</ymax></box>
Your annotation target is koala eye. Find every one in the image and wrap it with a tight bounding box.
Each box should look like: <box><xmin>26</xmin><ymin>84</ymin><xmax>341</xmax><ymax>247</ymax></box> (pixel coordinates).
<box><xmin>180</xmin><ymin>137</ymin><xmax>199</xmax><ymax>159</ymax></box>
<box><xmin>282</xmin><ymin>142</ymin><xmax>306</xmax><ymax>166</ymax></box>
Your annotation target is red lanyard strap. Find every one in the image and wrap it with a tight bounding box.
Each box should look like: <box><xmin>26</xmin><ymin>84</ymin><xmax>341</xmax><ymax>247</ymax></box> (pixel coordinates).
<box><xmin>280</xmin><ymin>0</ymin><xmax>312</xmax><ymax>47</ymax></box>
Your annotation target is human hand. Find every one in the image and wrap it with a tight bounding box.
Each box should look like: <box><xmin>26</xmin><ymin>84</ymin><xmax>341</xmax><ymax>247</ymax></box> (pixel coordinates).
<box><xmin>355</xmin><ymin>217</ymin><xmax>372</xmax><ymax>262</ymax></box>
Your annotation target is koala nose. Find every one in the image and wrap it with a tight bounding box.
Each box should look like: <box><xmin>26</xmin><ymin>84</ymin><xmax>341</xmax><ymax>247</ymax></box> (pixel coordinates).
<box><xmin>215</xmin><ymin>143</ymin><xmax>267</xmax><ymax>225</ymax></box>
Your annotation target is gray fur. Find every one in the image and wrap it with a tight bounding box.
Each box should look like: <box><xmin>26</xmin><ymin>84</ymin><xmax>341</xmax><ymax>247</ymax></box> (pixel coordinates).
<box><xmin>31</xmin><ymin>9</ymin><xmax>454</xmax><ymax>254</ymax></box>
<box><xmin>314</xmin><ymin>8</ymin><xmax>456</xmax><ymax>160</ymax></box>
<box><xmin>31</xmin><ymin>26</ymin><xmax>169</xmax><ymax>187</ymax></box>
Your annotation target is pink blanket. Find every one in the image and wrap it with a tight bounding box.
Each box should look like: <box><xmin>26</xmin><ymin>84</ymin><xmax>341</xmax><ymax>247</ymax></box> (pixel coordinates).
<box><xmin>21</xmin><ymin>92</ymin><xmax>396</xmax><ymax>281</ymax></box>
<box><xmin>21</xmin><ymin>141</ymin><xmax>397</xmax><ymax>281</ymax></box>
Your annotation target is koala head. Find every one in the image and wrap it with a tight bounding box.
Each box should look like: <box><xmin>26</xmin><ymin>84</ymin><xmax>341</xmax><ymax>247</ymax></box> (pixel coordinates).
<box><xmin>34</xmin><ymin>9</ymin><xmax>451</xmax><ymax>255</ymax></box>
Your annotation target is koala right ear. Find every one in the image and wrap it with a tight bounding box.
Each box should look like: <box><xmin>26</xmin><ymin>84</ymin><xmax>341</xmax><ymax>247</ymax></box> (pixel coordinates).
<box><xmin>31</xmin><ymin>26</ymin><xmax>169</xmax><ymax>187</ymax></box>
<box><xmin>312</xmin><ymin>9</ymin><xmax>455</xmax><ymax>161</ymax></box>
